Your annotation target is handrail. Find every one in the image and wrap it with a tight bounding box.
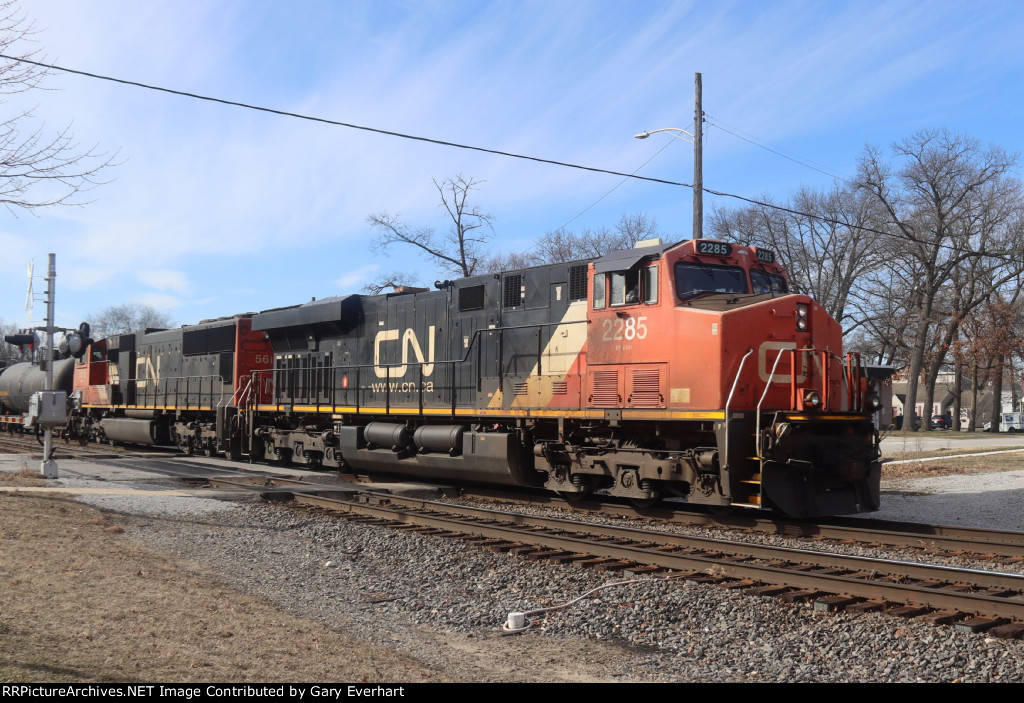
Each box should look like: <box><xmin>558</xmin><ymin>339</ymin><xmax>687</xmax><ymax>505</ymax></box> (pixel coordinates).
<box><xmin>130</xmin><ymin>374</ymin><xmax>228</xmax><ymax>409</ymax></box>
<box><xmin>722</xmin><ymin>348</ymin><xmax>754</xmax><ymax>471</ymax></box>
<box><xmin>221</xmin><ymin>374</ymin><xmax>255</xmax><ymax>410</ymax></box>
<box><xmin>755</xmin><ymin>348</ymin><xmax>793</xmax><ymax>460</ymax></box>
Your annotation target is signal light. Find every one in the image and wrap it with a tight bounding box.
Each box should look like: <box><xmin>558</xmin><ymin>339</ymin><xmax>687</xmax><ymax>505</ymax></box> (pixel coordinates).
<box><xmin>4</xmin><ymin>332</ymin><xmax>35</xmax><ymax>353</ymax></box>
<box><xmin>4</xmin><ymin>333</ymin><xmax>35</xmax><ymax>347</ymax></box>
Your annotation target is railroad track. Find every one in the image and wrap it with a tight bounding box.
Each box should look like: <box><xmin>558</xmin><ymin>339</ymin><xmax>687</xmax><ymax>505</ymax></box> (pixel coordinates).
<box><xmin>11</xmin><ymin>444</ymin><xmax>1024</xmax><ymax>635</ymax></box>
<box><xmin>450</xmin><ymin>485</ymin><xmax>1024</xmax><ymax>561</ymax></box>
<box><xmin>0</xmin><ymin>432</ymin><xmax>177</xmax><ymax>460</ymax></box>
<box><xmin>198</xmin><ymin>475</ymin><xmax>1024</xmax><ymax>636</ymax></box>
<box><xmin>6</xmin><ymin>435</ymin><xmax>1020</xmax><ymax>560</ymax></box>
<box><xmin>8</xmin><ymin>437</ymin><xmax>1023</xmax><ymax>563</ymax></box>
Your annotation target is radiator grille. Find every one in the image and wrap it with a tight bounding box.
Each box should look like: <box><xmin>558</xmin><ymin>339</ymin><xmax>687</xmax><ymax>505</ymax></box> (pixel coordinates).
<box><xmin>591</xmin><ymin>370</ymin><xmax>620</xmax><ymax>407</ymax></box>
<box><xmin>630</xmin><ymin>368</ymin><xmax>662</xmax><ymax>407</ymax></box>
<box><xmin>503</xmin><ymin>274</ymin><xmax>523</xmax><ymax>308</ymax></box>
<box><xmin>568</xmin><ymin>265</ymin><xmax>588</xmax><ymax>301</ymax></box>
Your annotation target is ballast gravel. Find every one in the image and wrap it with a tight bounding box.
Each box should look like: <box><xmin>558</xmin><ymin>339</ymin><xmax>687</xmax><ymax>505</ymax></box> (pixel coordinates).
<box><xmin>87</xmin><ymin>476</ymin><xmax>1024</xmax><ymax>684</ymax></box>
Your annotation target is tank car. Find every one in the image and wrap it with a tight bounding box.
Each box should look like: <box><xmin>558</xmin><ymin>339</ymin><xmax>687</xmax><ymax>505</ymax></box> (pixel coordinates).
<box><xmin>66</xmin><ymin>238</ymin><xmax>882</xmax><ymax>517</ymax></box>
<box><xmin>0</xmin><ymin>358</ymin><xmax>76</xmax><ymax>431</ymax></box>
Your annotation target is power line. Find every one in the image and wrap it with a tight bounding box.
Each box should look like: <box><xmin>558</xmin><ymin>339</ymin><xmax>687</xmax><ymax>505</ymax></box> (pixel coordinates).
<box><xmin>1</xmin><ymin>54</ymin><xmax>693</xmax><ymax>190</ymax></box>
<box><xmin>554</xmin><ymin>131</ymin><xmax>682</xmax><ymax>232</ymax></box>
<box><xmin>705</xmin><ymin>114</ymin><xmax>853</xmax><ymax>184</ymax></box>
<box><xmin>2</xmin><ymin>54</ymin><xmax>1007</xmax><ymax>260</ymax></box>
<box><xmin>704</xmin><ymin>186</ymin><xmax>1016</xmax><ymax>259</ymax></box>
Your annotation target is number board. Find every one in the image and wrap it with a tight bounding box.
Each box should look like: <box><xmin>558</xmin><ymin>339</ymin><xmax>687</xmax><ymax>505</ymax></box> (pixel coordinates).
<box><xmin>755</xmin><ymin>248</ymin><xmax>776</xmax><ymax>263</ymax></box>
<box><xmin>696</xmin><ymin>241</ymin><xmax>732</xmax><ymax>256</ymax></box>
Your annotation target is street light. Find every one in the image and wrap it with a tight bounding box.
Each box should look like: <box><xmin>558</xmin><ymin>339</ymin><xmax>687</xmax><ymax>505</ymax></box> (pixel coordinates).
<box><xmin>634</xmin><ymin>127</ymin><xmax>694</xmax><ymax>143</ymax></box>
<box><xmin>635</xmin><ymin>126</ymin><xmax>703</xmax><ymax>240</ymax></box>
<box><xmin>635</xmin><ymin>73</ymin><xmax>704</xmax><ymax>240</ymax></box>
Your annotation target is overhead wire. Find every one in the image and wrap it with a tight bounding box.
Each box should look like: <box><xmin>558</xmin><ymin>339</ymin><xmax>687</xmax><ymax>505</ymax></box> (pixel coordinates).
<box><xmin>1</xmin><ymin>54</ymin><xmax>1012</xmax><ymax>260</ymax></box>
<box><xmin>553</xmin><ymin>126</ymin><xmax>685</xmax><ymax>231</ymax></box>
<box><xmin>0</xmin><ymin>54</ymin><xmax>692</xmax><ymax>189</ymax></box>
<box><xmin>704</xmin><ymin>113</ymin><xmax>853</xmax><ymax>184</ymax></box>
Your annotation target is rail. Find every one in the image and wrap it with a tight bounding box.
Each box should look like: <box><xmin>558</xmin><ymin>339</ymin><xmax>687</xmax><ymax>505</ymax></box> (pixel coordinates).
<box><xmin>220</xmin><ymin>374</ymin><xmax>256</xmax><ymax>411</ymax></box>
<box><xmin>129</xmin><ymin>374</ymin><xmax>229</xmax><ymax>409</ymax></box>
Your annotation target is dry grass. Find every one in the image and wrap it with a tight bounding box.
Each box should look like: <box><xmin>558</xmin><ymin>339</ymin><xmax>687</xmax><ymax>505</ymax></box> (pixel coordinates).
<box><xmin>882</xmin><ymin>430</ymin><xmax>994</xmax><ymax>442</ymax></box>
<box><xmin>0</xmin><ymin>461</ymin><xmax>47</xmax><ymax>483</ymax></box>
<box><xmin>0</xmin><ymin>479</ymin><xmax>447</xmax><ymax>683</ymax></box>
<box><xmin>882</xmin><ymin>448</ymin><xmax>1024</xmax><ymax>480</ymax></box>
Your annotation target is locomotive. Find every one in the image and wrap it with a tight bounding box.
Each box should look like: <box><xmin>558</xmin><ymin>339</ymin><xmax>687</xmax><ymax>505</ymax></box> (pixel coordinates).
<box><xmin>1</xmin><ymin>238</ymin><xmax>882</xmax><ymax>517</ymax></box>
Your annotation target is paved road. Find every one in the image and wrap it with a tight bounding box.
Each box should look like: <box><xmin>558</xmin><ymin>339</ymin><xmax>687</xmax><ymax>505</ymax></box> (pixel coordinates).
<box><xmin>880</xmin><ymin>430</ymin><xmax>1024</xmax><ymax>454</ymax></box>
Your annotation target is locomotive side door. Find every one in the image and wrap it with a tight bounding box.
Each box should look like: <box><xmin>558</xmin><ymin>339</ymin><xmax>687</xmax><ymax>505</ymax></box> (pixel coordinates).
<box><xmin>381</xmin><ymin>291</ymin><xmax>448</xmax><ymax>409</ymax></box>
<box><xmin>449</xmin><ymin>279</ymin><xmax>500</xmax><ymax>408</ymax></box>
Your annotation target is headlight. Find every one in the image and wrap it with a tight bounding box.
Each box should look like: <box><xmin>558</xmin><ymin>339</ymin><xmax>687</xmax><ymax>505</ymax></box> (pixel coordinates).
<box><xmin>803</xmin><ymin>390</ymin><xmax>821</xmax><ymax>409</ymax></box>
<box><xmin>865</xmin><ymin>381</ymin><xmax>882</xmax><ymax>411</ymax></box>
<box><xmin>796</xmin><ymin>303</ymin><xmax>808</xmax><ymax>331</ymax></box>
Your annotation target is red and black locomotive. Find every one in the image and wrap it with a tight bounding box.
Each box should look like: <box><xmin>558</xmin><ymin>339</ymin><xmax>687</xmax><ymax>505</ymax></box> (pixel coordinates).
<box><xmin>3</xmin><ymin>238</ymin><xmax>883</xmax><ymax>517</ymax></box>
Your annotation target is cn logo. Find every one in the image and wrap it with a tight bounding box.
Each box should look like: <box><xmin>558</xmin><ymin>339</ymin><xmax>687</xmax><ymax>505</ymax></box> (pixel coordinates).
<box><xmin>373</xmin><ymin>327</ymin><xmax>436</xmax><ymax>379</ymax></box>
<box><xmin>757</xmin><ymin>341</ymin><xmax>808</xmax><ymax>384</ymax></box>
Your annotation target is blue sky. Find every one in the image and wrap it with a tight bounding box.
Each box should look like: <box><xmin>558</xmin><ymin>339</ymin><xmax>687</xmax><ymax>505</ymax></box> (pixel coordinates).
<box><xmin>2</xmin><ymin>0</ymin><xmax>1024</xmax><ymax>330</ymax></box>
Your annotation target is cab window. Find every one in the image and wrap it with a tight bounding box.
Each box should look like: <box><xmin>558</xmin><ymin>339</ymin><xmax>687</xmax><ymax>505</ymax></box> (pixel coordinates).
<box><xmin>595</xmin><ymin>265</ymin><xmax>658</xmax><ymax>308</ymax></box>
<box><xmin>593</xmin><ymin>273</ymin><xmax>606</xmax><ymax>309</ymax></box>
<box><xmin>750</xmin><ymin>270</ymin><xmax>788</xmax><ymax>295</ymax></box>
<box><xmin>642</xmin><ymin>265</ymin><xmax>658</xmax><ymax>304</ymax></box>
<box><xmin>674</xmin><ymin>262</ymin><xmax>747</xmax><ymax>300</ymax></box>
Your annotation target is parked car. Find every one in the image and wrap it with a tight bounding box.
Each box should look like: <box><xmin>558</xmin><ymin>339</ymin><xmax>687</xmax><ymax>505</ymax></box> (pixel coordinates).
<box><xmin>931</xmin><ymin>415</ymin><xmax>951</xmax><ymax>430</ymax></box>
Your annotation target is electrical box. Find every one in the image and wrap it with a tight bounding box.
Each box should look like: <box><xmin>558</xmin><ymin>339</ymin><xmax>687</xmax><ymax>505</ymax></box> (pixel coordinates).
<box><xmin>26</xmin><ymin>391</ymin><xmax>68</xmax><ymax>428</ymax></box>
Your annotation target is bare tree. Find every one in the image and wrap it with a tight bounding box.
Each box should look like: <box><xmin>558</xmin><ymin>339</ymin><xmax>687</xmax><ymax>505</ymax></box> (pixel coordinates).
<box><xmin>88</xmin><ymin>303</ymin><xmax>173</xmax><ymax>339</ymax></box>
<box><xmin>857</xmin><ymin>129</ymin><xmax>1024</xmax><ymax>431</ymax></box>
<box><xmin>534</xmin><ymin>212</ymin><xmax>662</xmax><ymax>263</ymax></box>
<box><xmin>367</xmin><ymin>175</ymin><xmax>494</xmax><ymax>278</ymax></box>
<box><xmin>477</xmin><ymin>250</ymin><xmax>543</xmax><ymax>275</ymax></box>
<box><xmin>710</xmin><ymin>184</ymin><xmax>888</xmax><ymax>330</ymax></box>
<box><xmin>0</xmin><ymin>2</ymin><xmax>114</xmax><ymax>213</ymax></box>
<box><xmin>0</xmin><ymin>317</ymin><xmax>27</xmax><ymax>363</ymax></box>
<box><xmin>361</xmin><ymin>272</ymin><xmax>423</xmax><ymax>295</ymax></box>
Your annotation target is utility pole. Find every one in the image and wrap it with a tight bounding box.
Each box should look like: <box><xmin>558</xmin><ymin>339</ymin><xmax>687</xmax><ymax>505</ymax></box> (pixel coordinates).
<box><xmin>633</xmin><ymin>71</ymin><xmax>705</xmax><ymax>239</ymax></box>
<box><xmin>693</xmin><ymin>72</ymin><xmax>703</xmax><ymax>241</ymax></box>
<box><xmin>41</xmin><ymin>253</ymin><xmax>57</xmax><ymax>478</ymax></box>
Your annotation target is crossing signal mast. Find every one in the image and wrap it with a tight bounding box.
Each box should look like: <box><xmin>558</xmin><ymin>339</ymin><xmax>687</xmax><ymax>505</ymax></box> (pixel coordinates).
<box><xmin>5</xmin><ymin>255</ymin><xmax>90</xmax><ymax>479</ymax></box>
<box><xmin>5</xmin><ymin>255</ymin><xmax>65</xmax><ymax>478</ymax></box>
<box><xmin>25</xmin><ymin>259</ymin><xmax>33</xmax><ymax>326</ymax></box>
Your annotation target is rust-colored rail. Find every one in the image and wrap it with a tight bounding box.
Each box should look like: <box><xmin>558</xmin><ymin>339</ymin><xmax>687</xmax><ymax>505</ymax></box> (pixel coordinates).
<box><xmin>290</xmin><ymin>490</ymin><xmax>1024</xmax><ymax>629</ymax></box>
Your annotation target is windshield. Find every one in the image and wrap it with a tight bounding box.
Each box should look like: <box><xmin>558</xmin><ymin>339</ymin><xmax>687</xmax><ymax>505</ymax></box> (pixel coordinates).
<box><xmin>674</xmin><ymin>262</ymin><xmax>747</xmax><ymax>300</ymax></box>
<box><xmin>750</xmin><ymin>270</ymin><xmax>788</xmax><ymax>295</ymax></box>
